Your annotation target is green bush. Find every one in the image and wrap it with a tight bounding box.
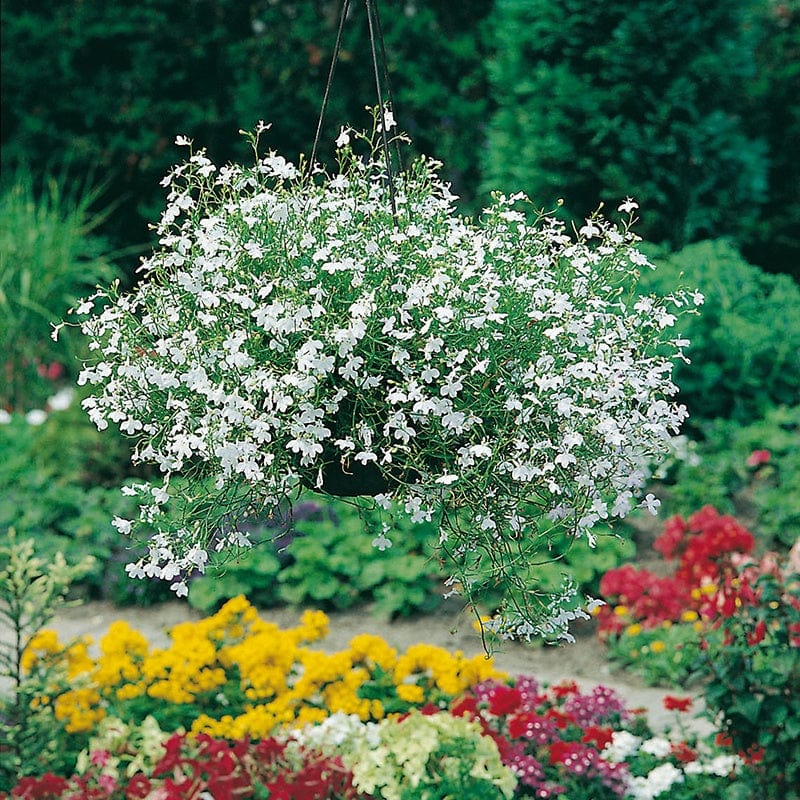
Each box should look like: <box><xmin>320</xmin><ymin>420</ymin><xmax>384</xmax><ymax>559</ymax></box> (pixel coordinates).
<box><xmin>0</xmin><ymin>408</ymin><xmax>170</xmax><ymax>604</ymax></box>
<box><xmin>482</xmin><ymin>0</ymin><xmax>768</xmax><ymax>252</ymax></box>
<box><xmin>741</xmin><ymin>0</ymin><xmax>800</xmax><ymax>279</ymax></box>
<box><xmin>0</xmin><ymin>532</ymin><xmax>93</xmax><ymax>787</ymax></box>
<box><xmin>0</xmin><ymin>167</ymin><xmax>119</xmax><ymax>411</ymax></box>
<box><xmin>699</xmin><ymin>568</ymin><xmax>800</xmax><ymax>800</ymax></box>
<box><xmin>638</xmin><ymin>240</ymin><xmax>800</xmax><ymax>426</ymax></box>
<box><xmin>655</xmin><ymin>405</ymin><xmax>800</xmax><ymax>549</ymax></box>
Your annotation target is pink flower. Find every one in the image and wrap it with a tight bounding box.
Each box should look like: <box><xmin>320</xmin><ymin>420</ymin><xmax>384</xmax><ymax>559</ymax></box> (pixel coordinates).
<box><xmin>90</xmin><ymin>749</ymin><xmax>111</xmax><ymax>768</ymax></box>
<box><xmin>746</xmin><ymin>449</ymin><xmax>771</xmax><ymax>467</ymax></box>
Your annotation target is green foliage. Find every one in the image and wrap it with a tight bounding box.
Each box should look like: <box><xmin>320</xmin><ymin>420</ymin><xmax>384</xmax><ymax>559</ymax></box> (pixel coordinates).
<box><xmin>0</xmin><ymin>167</ymin><xmax>120</xmax><ymax>411</ymax></box>
<box><xmin>187</xmin><ymin>546</ymin><xmax>282</xmax><ymax>614</ymax></box>
<box><xmin>604</xmin><ymin>620</ymin><xmax>712</xmax><ymax>687</ymax></box>
<box><xmin>190</xmin><ymin>497</ymin><xmax>443</xmax><ymax>619</ymax></box>
<box><xmin>699</xmin><ymin>569</ymin><xmax>800</xmax><ymax>800</ymax></box>
<box><xmin>741</xmin><ymin>0</ymin><xmax>800</xmax><ymax>279</ymax></box>
<box><xmin>483</xmin><ymin>0</ymin><xmax>768</xmax><ymax>252</ymax></box>
<box><xmin>657</xmin><ymin>405</ymin><xmax>800</xmax><ymax>549</ymax></box>
<box><xmin>0</xmin><ymin>531</ymin><xmax>93</xmax><ymax>788</ymax></box>
<box><xmin>0</xmin><ymin>408</ymin><xmax>171</xmax><ymax>604</ymax></box>
<box><xmin>641</xmin><ymin>240</ymin><xmax>800</xmax><ymax>426</ymax></box>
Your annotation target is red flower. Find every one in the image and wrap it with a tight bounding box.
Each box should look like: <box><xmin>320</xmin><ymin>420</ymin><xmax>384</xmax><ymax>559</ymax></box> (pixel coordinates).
<box><xmin>544</xmin><ymin>708</ymin><xmax>574</xmax><ymax>729</ymax></box>
<box><xmin>10</xmin><ymin>773</ymin><xmax>69</xmax><ymax>799</ymax></box>
<box><xmin>715</xmin><ymin>732</ymin><xmax>733</xmax><ymax>748</ymax></box>
<box><xmin>743</xmin><ymin>743</ymin><xmax>766</xmax><ymax>764</ymax></box>
<box><xmin>581</xmin><ymin>725</ymin><xmax>614</xmax><ymax>750</ymax></box>
<box><xmin>670</xmin><ymin>742</ymin><xmax>698</xmax><ymax>763</ymax></box>
<box><xmin>654</xmin><ymin>515</ymin><xmax>688</xmax><ymax>560</ymax></box>
<box><xmin>663</xmin><ymin>695</ymin><xmax>693</xmax><ymax>713</ymax></box>
<box><xmin>747</xmin><ymin>620</ymin><xmax>767</xmax><ymax>646</ymax></box>
<box><xmin>125</xmin><ymin>775</ymin><xmax>152</xmax><ymax>799</ymax></box>
<box><xmin>450</xmin><ymin>695</ymin><xmax>479</xmax><ymax>719</ymax></box>
<box><xmin>551</xmin><ymin>680</ymin><xmax>579</xmax><ymax>698</ymax></box>
<box><xmin>548</xmin><ymin>740</ymin><xmax>577</xmax><ymax>765</ymax></box>
<box><xmin>486</xmin><ymin>684</ymin><xmax>523</xmax><ymax>716</ymax></box>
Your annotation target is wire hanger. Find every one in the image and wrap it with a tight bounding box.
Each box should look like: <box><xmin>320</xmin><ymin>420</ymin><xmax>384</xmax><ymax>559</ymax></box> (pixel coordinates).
<box><xmin>308</xmin><ymin>0</ymin><xmax>399</xmax><ymax>218</ymax></box>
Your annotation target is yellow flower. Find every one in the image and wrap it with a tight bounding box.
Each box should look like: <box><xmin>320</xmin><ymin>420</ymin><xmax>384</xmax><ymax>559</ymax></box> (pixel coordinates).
<box><xmin>650</xmin><ymin>640</ymin><xmax>666</xmax><ymax>653</ymax></box>
<box><xmin>54</xmin><ymin>687</ymin><xmax>105</xmax><ymax>733</ymax></box>
<box><xmin>613</xmin><ymin>605</ymin><xmax>629</xmax><ymax>617</ymax></box>
<box><xmin>21</xmin><ymin>629</ymin><xmax>63</xmax><ymax>672</ymax></box>
<box><xmin>295</xmin><ymin>609</ymin><xmax>329</xmax><ymax>643</ymax></box>
<box><xmin>625</xmin><ymin>623</ymin><xmax>642</xmax><ymax>637</ymax></box>
<box><xmin>116</xmin><ymin>683</ymin><xmax>145</xmax><ymax>701</ymax></box>
<box><xmin>65</xmin><ymin>638</ymin><xmax>95</xmax><ymax>679</ymax></box>
<box><xmin>349</xmin><ymin>634</ymin><xmax>398</xmax><ymax>671</ymax></box>
<box><xmin>681</xmin><ymin>610</ymin><xmax>699</xmax><ymax>623</ymax></box>
<box><xmin>396</xmin><ymin>684</ymin><xmax>425</xmax><ymax>704</ymax></box>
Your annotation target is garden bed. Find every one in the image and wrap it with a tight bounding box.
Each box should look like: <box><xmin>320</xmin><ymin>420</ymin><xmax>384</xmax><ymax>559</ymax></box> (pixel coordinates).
<box><xmin>33</xmin><ymin>598</ymin><xmax>711</xmax><ymax>736</ymax></box>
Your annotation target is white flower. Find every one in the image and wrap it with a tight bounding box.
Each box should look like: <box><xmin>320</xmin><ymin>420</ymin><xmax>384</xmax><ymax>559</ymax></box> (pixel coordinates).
<box><xmin>640</xmin><ymin>492</ymin><xmax>661</xmax><ymax>515</ymax></box>
<box><xmin>379</xmin><ymin>109</ymin><xmax>396</xmax><ymax>131</ymax></box>
<box><xmin>640</xmin><ymin>737</ymin><xmax>672</xmax><ymax>758</ymax></box>
<box><xmin>626</xmin><ymin>762</ymin><xmax>684</xmax><ymax>799</ymax></box>
<box><xmin>371</xmin><ymin>533</ymin><xmax>392</xmax><ymax>551</ymax></box>
<box><xmin>336</xmin><ymin>126</ymin><xmax>351</xmax><ymax>148</ymax></box>
<box><xmin>175</xmin><ymin>135</ymin><xmax>192</xmax><ymax>147</ymax></box>
<box><xmin>46</xmin><ymin>388</ymin><xmax>74</xmax><ymax>411</ymax></box>
<box><xmin>617</xmin><ymin>197</ymin><xmax>639</xmax><ymax>214</ymax></box>
<box><xmin>603</xmin><ymin>731</ymin><xmax>641</xmax><ymax>762</ymax></box>
<box><xmin>25</xmin><ymin>409</ymin><xmax>48</xmax><ymax>426</ymax></box>
<box><xmin>112</xmin><ymin>516</ymin><xmax>133</xmax><ymax>535</ymax></box>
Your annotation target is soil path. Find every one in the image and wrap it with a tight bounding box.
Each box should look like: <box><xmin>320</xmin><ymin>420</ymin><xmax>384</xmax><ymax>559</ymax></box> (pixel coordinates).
<box><xmin>43</xmin><ymin>598</ymin><xmax>713</xmax><ymax>735</ymax></box>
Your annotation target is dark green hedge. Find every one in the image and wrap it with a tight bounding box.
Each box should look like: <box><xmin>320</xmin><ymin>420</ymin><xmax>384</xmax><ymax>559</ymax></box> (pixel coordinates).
<box><xmin>1</xmin><ymin>0</ymin><xmax>797</xmax><ymax>277</ymax></box>
<box><xmin>1</xmin><ymin>0</ymin><xmax>492</xmax><ymax>261</ymax></box>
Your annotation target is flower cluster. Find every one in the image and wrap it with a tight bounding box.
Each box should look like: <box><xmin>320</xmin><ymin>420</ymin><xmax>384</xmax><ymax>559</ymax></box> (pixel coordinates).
<box><xmin>10</xmin><ymin>602</ymin><xmax>771</xmax><ymax>799</ymax></box>
<box><xmin>9</xmin><ymin>684</ymin><xmax>753</xmax><ymax>800</ymax></box>
<box><xmin>597</xmin><ymin>506</ymin><xmax>756</xmax><ymax>637</ymax></box>
<box><xmin>697</xmin><ymin>563</ymin><xmax>800</xmax><ymax>800</ymax></box>
<box><xmin>327</xmin><ymin>708</ymin><xmax>517</xmax><ymax>800</ymax></box>
<box><xmin>20</xmin><ymin>596</ymin><xmax>504</xmax><ymax>741</ymax></box>
<box><xmin>596</xmin><ymin>506</ymin><xmax>799</xmax><ymax>687</ymax></box>
<box><xmin>68</xmin><ymin>118</ymin><xmax>699</xmax><ymax>636</ymax></box>
<box><xmin>450</xmin><ymin>677</ymin><xmax>633</xmax><ymax>798</ymax></box>
<box><xmin>11</xmin><ymin>729</ymin><xmax>364</xmax><ymax>800</ymax></box>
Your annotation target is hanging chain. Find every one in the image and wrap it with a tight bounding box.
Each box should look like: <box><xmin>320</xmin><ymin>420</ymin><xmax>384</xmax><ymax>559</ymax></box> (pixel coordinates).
<box><xmin>308</xmin><ymin>0</ymin><xmax>398</xmax><ymax>219</ymax></box>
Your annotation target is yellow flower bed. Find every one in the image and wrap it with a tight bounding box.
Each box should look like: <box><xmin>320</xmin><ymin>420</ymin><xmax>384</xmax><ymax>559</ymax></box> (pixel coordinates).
<box><xmin>22</xmin><ymin>596</ymin><xmax>504</xmax><ymax>738</ymax></box>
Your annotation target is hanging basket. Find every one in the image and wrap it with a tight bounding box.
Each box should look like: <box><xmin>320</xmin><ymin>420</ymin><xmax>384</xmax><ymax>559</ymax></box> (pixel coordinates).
<box><xmin>71</xmin><ymin>0</ymin><xmax>700</xmax><ymax>640</ymax></box>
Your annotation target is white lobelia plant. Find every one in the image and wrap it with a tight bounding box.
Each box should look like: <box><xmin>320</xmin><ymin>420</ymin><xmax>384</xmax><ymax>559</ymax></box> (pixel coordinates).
<box><xmin>66</xmin><ymin>113</ymin><xmax>702</xmax><ymax>642</ymax></box>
